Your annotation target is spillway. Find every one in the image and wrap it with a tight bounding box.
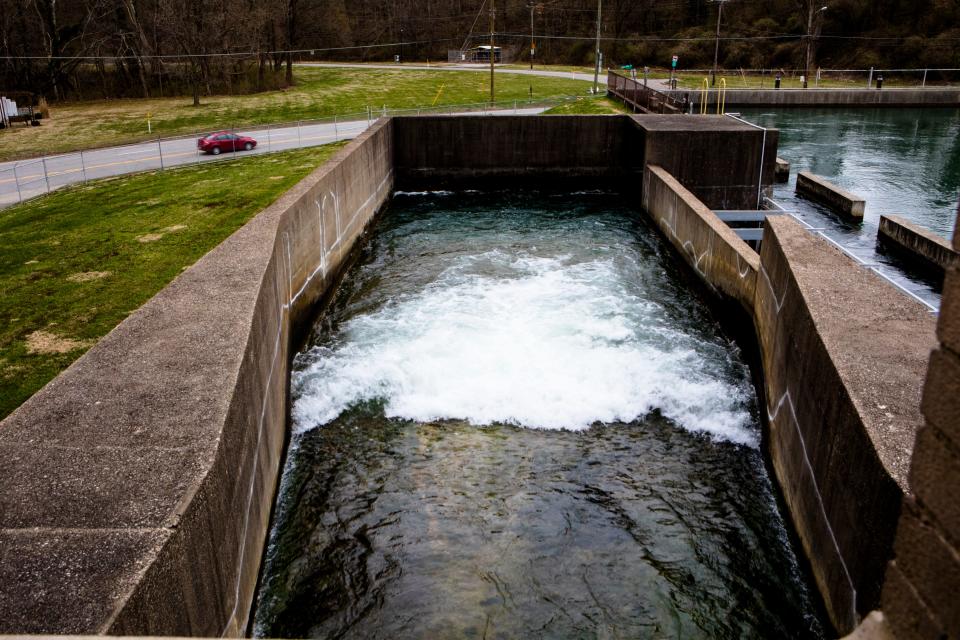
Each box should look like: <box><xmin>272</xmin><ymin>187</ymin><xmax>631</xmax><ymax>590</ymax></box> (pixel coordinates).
<box><xmin>252</xmin><ymin>190</ymin><xmax>826</xmax><ymax>639</ymax></box>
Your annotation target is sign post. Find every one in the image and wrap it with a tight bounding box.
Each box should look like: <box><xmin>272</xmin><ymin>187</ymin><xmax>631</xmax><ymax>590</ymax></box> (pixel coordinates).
<box><xmin>670</xmin><ymin>55</ymin><xmax>678</xmax><ymax>90</ymax></box>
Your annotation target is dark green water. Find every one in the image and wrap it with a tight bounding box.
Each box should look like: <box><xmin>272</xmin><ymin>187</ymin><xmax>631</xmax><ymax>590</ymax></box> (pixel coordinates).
<box><xmin>741</xmin><ymin>107</ymin><xmax>960</xmax><ymax>305</ymax></box>
<box><xmin>253</xmin><ymin>191</ymin><xmax>826</xmax><ymax>639</ymax></box>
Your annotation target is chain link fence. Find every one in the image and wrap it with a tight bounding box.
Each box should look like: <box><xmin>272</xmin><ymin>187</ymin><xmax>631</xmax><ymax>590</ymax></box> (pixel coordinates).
<box><xmin>0</xmin><ymin>95</ymin><xmax>581</xmax><ymax>209</ymax></box>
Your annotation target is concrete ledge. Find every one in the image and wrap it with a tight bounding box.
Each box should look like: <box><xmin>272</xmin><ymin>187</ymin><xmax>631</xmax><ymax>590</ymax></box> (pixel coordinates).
<box><xmin>796</xmin><ymin>171</ymin><xmax>865</xmax><ymax>219</ymax></box>
<box><xmin>675</xmin><ymin>88</ymin><xmax>960</xmax><ymax>109</ymax></box>
<box><xmin>0</xmin><ymin>119</ymin><xmax>395</xmax><ymax>635</ymax></box>
<box><xmin>878</xmin><ymin>215</ymin><xmax>959</xmax><ymax>274</ymax></box>
<box><xmin>775</xmin><ymin>157</ymin><xmax>790</xmax><ymax>183</ymax></box>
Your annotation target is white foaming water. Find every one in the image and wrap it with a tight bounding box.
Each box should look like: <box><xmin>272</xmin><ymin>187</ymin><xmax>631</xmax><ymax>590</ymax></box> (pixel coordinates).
<box><xmin>292</xmin><ymin>247</ymin><xmax>758</xmax><ymax>447</ymax></box>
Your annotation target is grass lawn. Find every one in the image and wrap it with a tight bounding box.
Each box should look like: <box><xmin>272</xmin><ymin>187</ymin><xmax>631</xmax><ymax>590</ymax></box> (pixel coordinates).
<box><xmin>0</xmin><ymin>142</ymin><xmax>345</xmax><ymax>420</ymax></box>
<box><xmin>0</xmin><ymin>67</ymin><xmax>591</xmax><ymax>161</ymax></box>
<box><xmin>542</xmin><ymin>96</ymin><xmax>629</xmax><ymax>114</ymax></box>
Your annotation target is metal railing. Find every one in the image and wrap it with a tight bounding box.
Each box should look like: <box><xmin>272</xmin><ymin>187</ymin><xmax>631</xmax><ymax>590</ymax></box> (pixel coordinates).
<box><xmin>607</xmin><ymin>71</ymin><xmax>686</xmax><ymax>114</ymax></box>
<box><xmin>639</xmin><ymin>67</ymin><xmax>960</xmax><ymax>90</ymax></box>
<box><xmin>0</xmin><ymin>95</ymin><xmax>581</xmax><ymax>209</ymax></box>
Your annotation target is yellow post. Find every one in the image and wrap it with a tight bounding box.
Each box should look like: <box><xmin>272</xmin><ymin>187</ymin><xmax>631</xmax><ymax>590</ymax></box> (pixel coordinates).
<box><xmin>147</xmin><ymin>113</ymin><xmax>151</xmax><ymax>134</ymax></box>
<box><xmin>700</xmin><ymin>77</ymin><xmax>709</xmax><ymax>114</ymax></box>
<box><xmin>717</xmin><ymin>78</ymin><xmax>727</xmax><ymax>115</ymax></box>
<box><xmin>432</xmin><ymin>83</ymin><xmax>446</xmax><ymax>106</ymax></box>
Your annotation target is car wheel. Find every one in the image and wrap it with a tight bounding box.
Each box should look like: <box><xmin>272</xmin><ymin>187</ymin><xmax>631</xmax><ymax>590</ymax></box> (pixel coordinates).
<box><xmin>211</xmin><ymin>146</ymin><xmax>221</xmax><ymax>155</ymax></box>
<box><xmin>244</xmin><ymin>142</ymin><xmax>253</xmax><ymax>151</ymax></box>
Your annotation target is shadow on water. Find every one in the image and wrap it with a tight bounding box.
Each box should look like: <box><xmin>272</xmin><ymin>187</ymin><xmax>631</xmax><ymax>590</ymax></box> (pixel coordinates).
<box><xmin>253</xmin><ymin>191</ymin><xmax>828</xmax><ymax>639</ymax></box>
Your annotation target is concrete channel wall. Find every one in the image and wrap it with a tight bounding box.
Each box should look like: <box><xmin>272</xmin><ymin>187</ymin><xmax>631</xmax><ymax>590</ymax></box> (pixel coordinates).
<box><xmin>641</xmin><ymin>164</ymin><xmax>937</xmax><ymax>633</ymax></box>
<box><xmin>641</xmin><ymin>164</ymin><xmax>759</xmax><ymax>310</ymax></box>
<box><xmin>0</xmin><ymin>119</ymin><xmax>395</xmax><ymax>636</ymax></box>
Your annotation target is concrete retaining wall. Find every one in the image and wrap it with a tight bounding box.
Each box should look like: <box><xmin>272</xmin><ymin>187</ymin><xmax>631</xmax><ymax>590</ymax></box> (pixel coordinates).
<box><xmin>674</xmin><ymin>88</ymin><xmax>960</xmax><ymax>109</ymax></box>
<box><xmin>641</xmin><ymin>164</ymin><xmax>759</xmax><ymax>309</ymax></box>
<box><xmin>0</xmin><ymin>119</ymin><xmax>394</xmax><ymax>636</ymax></box>
<box><xmin>641</xmin><ymin>164</ymin><xmax>937</xmax><ymax>633</ymax></box>
<box><xmin>878</xmin><ymin>215</ymin><xmax>959</xmax><ymax>274</ymax></box>
<box><xmin>797</xmin><ymin>171</ymin><xmax>865</xmax><ymax>219</ymax></box>
<box><xmin>393</xmin><ymin>115</ymin><xmax>642</xmax><ymax>187</ymax></box>
<box><xmin>755</xmin><ymin>217</ymin><xmax>934</xmax><ymax>631</ymax></box>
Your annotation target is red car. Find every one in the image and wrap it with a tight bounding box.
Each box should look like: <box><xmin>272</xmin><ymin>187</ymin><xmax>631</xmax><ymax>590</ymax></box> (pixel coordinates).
<box><xmin>197</xmin><ymin>131</ymin><xmax>257</xmax><ymax>155</ymax></box>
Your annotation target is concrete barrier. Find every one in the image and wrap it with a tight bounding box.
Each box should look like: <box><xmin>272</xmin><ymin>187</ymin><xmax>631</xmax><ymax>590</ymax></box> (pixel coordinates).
<box><xmin>0</xmin><ymin>119</ymin><xmax>395</xmax><ymax>636</ymax></box>
<box><xmin>878</xmin><ymin>215</ymin><xmax>959</xmax><ymax>274</ymax></box>
<box><xmin>796</xmin><ymin>171</ymin><xmax>866</xmax><ymax>219</ymax></box>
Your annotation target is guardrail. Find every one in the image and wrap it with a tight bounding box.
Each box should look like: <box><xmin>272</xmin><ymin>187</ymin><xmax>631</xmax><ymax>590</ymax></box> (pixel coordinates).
<box><xmin>0</xmin><ymin>95</ymin><xmax>581</xmax><ymax>209</ymax></box>
<box><xmin>607</xmin><ymin>70</ymin><xmax>686</xmax><ymax>114</ymax></box>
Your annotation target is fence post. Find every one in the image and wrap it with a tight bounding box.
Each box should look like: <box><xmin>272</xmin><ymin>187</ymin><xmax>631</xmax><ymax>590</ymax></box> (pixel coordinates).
<box><xmin>867</xmin><ymin>67</ymin><xmax>874</xmax><ymax>89</ymax></box>
<box><xmin>80</xmin><ymin>150</ymin><xmax>88</xmax><ymax>182</ymax></box>
<box><xmin>13</xmin><ymin>164</ymin><xmax>23</xmax><ymax>203</ymax></box>
<box><xmin>157</xmin><ymin>138</ymin><xmax>165</xmax><ymax>170</ymax></box>
<box><xmin>922</xmin><ymin>69</ymin><xmax>928</xmax><ymax>87</ymax></box>
<box><xmin>41</xmin><ymin>157</ymin><xmax>50</xmax><ymax>193</ymax></box>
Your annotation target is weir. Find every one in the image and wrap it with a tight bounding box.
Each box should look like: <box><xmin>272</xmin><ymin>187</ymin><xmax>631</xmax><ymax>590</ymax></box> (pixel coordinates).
<box><xmin>0</xmin><ymin>115</ymin><xmax>940</xmax><ymax>637</ymax></box>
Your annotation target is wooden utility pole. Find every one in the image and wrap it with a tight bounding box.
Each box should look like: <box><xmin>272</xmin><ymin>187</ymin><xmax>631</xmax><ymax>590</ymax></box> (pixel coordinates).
<box><xmin>530</xmin><ymin>3</ymin><xmax>535</xmax><ymax>70</ymax></box>
<box><xmin>490</xmin><ymin>0</ymin><xmax>496</xmax><ymax>104</ymax></box>
<box><xmin>712</xmin><ymin>0</ymin><xmax>726</xmax><ymax>87</ymax></box>
<box><xmin>593</xmin><ymin>0</ymin><xmax>602</xmax><ymax>94</ymax></box>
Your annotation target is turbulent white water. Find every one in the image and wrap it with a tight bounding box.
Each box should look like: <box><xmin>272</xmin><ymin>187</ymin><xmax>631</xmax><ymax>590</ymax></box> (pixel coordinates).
<box><xmin>291</xmin><ymin>206</ymin><xmax>758</xmax><ymax>445</ymax></box>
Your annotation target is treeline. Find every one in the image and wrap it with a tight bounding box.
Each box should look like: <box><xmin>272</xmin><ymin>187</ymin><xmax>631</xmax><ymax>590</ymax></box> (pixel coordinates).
<box><xmin>3</xmin><ymin>0</ymin><xmax>959</xmax><ymax>102</ymax></box>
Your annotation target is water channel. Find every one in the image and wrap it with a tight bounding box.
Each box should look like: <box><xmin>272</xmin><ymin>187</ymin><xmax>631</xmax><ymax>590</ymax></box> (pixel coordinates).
<box><xmin>253</xmin><ymin>191</ymin><xmax>826</xmax><ymax>639</ymax></box>
<box><xmin>740</xmin><ymin>107</ymin><xmax>960</xmax><ymax>307</ymax></box>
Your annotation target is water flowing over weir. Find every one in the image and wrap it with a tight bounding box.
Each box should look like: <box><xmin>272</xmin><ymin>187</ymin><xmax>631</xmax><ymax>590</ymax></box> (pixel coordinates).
<box><xmin>253</xmin><ymin>191</ymin><xmax>827</xmax><ymax>639</ymax></box>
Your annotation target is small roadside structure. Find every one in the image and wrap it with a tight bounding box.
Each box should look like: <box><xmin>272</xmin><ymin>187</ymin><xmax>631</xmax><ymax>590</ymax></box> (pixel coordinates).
<box><xmin>461</xmin><ymin>45</ymin><xmax>502</xmax><ymax>64</ymax></box>
<box><xmin>0</xmin><ymin>91</ymin><xmax>42</xmax><ymax>128</ymax></box>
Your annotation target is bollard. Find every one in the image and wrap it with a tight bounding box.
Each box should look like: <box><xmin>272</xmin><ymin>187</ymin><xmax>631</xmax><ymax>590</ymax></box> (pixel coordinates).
<box><xmin>775</xmin><ymin>72</ymin><xmax>781</xmax><ymax>89</ymax></box>
<box><xmin>80</xmin><ymin>150</ymin><xmax>88</xmax><ymax>182</ymax></box>
<box><xmin>157</xmin><ymin>139</ymin><xmax>164</xmax><ymax>169</ymax></box>
<box><xmin>876</xmin><ymin>74</ymin><xmax>883</xmax><ymax>90</ymax></box>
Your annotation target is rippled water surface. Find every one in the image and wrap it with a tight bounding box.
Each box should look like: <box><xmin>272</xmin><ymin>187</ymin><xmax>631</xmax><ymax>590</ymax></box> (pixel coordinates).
<box><xmin>741</xmin><ymin>107</ymin><xmax>960</xmax><ymax>305</ymax></box>
<box><xmin>253</xmin><ymin>191</ymin><xmax>826</xmax><ymax>639</ymax></box>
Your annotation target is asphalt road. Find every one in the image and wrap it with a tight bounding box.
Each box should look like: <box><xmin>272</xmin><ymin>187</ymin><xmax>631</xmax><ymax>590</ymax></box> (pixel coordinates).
<box><xmin>0</xmin><ymin>106</ymin><xmax>545</xmax><ymax>208</ymax></box>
